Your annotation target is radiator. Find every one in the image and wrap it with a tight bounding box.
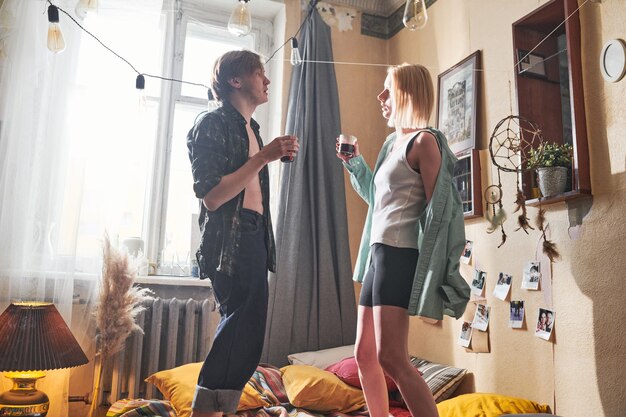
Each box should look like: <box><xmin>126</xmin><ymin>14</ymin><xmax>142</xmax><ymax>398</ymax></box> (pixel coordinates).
<box><xmin>98</xmin><ymin>297</ymin><xmax>215</xmax><ymax>404</ymax></box>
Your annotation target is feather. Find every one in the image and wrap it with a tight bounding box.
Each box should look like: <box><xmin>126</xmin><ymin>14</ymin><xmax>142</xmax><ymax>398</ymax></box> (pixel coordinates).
<box><xmin>515</xmin><ymin>214</ymin><xmax>534</xmax><ymax>234</ymax></box>
<box><xmin>513</xmin><ymin>189</ymin><xmax>525</xmax><ymax>213</ymax></box>
<box><xmin>497</xmin><ymin>227</ymin><xmax>508</xmax><ymax>248</ymax></box>
<box><xmin>486</xmin><ymin>206</ymin><xmax>507</xmax><ymax>234</ymax></box>
<box><xmin>513</xmin><ymin>188</ymin><xmax>534</xmax><ymax>233</ymax></box>
<box><xmin>95</xmin><ymin>233</ymin><xmax>153</xmax><ymax>360</ymax></box>
<box><xmin>543</xmin><ymin>238</ymin><xmax>561</xmax><ymax>262</ymax></box>
<box><xmin>536</xmin><ymin>207</ymin><xmax>547</xmax><ymax>231</ymax></box>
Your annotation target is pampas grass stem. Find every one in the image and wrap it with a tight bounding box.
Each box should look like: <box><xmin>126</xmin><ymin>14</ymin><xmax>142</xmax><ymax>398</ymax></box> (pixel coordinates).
<box><xmin>87</xmin><ymin>234</ymin><xmax>153</xmax><ymax>417</ymax></box>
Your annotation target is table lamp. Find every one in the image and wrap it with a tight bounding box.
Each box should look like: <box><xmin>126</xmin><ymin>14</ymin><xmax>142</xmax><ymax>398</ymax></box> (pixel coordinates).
<box><xmin>0</xmin><ymin>302</ymin><xmax>89</xmax><ymax>416</ymax></box>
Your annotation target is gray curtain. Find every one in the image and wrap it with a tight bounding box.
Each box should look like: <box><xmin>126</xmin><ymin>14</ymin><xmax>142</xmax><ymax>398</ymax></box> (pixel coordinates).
<box><xmin>262</xmin><ymin>4</ymin><xmax>356</xmax><ymax>366</ymax></box>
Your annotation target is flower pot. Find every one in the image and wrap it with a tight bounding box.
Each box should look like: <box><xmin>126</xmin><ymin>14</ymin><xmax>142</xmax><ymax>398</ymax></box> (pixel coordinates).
<box><xmin>536</xmin><ymin>166</ymin><xmax>568</xmax><ymax>197</ymax></box>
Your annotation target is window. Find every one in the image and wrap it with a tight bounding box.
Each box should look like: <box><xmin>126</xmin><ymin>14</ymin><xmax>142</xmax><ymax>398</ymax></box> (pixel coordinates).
<box><xmin>69</xmin><ymin>2</ymin><xmax>279</xmax><ymax>273</ymax></box>
<box><xmin>513</xmin><ymin>0</ymin><xmax>591</xmax><ymax>205</ymax></box>
<box><xmin>158</xmin><ymin>16</ymin><xmax>256</xmax><ymax>271</ymax></box>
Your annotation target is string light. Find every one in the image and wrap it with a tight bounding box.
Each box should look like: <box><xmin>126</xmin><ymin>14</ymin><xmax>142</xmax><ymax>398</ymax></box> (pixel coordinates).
<box><xmin>403</xmin><ymin>0</ymin><xmax>428</xmax><ymax>31</ymax></box>
<box><xmin>42</xmin><ymin>0</ymin><xmax>583</xmax><ymax>101</ymax></box>
<box><xmin>47</xmin><ymin>5</ymin><xmax>66</xmax><ymax>53</ymax></box>
<box><xmin>136</xmin><ymin>74</ymin><xmax>147</xmax><ymax>109</ymax></box>
<box><xmin>207</xmin><ymin>90</ymin><xmax>220</xmax><ymax>112</ymax></box>
<box><xmin>75</xmin><ymin>0</ymin><xmax>98</xmax><ymax>19</ymax></box>
<box><xmin>289</xmin><ymin>38</ymin><xmax>302</xmax><ymax>66</ymax></box>
<box><xmin>228</xmin><ymin>0</ymin><xmax>252</xmax><ymax>37</ymax></box>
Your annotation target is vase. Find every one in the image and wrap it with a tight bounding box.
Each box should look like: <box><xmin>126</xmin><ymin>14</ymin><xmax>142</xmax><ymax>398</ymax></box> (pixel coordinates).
<box><xmin>536</xmin><ymin>166</ymin><xmax>568</xmax><ymax>197</ymax></box>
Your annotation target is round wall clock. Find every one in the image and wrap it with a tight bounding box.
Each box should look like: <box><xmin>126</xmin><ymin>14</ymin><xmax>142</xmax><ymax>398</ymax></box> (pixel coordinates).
<box><xmin>600</xmin><ymin>39</ymin><xmax>626</xmax><ymax>83</ymax></box>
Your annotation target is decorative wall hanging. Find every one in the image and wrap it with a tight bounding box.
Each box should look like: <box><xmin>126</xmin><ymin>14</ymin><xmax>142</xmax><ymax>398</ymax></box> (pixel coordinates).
<box><xmin>316</xmin><ymin>1</ymin><xmax>357</xmax><ymax>32</ymax></box>
<box><xmin>488</xmin><ymin>115</ymin><xmax>561</xmax><ymax>262</ymax></box>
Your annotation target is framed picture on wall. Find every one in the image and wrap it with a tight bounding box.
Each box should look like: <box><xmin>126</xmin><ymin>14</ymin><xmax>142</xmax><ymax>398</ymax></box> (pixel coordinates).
<box><xmin>516</xmin><ymin>49</ymin><xmax>547</xmax><ymax>78</ymax></box>
<box><xmin>453</xmin><ymin>149</ymin><xmax>483</xmax><ymax>219</ymax></box>
<box><xmin>437</xmin><ymin>50</ymin><xmax>481</xmax><ymax>155</ymax></box>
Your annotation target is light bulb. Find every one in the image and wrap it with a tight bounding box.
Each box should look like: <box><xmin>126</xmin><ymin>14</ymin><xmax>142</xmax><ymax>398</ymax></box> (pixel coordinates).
<box><xmin>228</xmin><ymin>0</ymin><xmax>252</xmax><ymax>37</ymax></box>
<box><xmin>402</xmin><ymin>0</ymin><xmax>428</xmax><ymax>31</ymax></box>
<box><xmin>136</xmin><ymin>74</ymin><xmax>147</xmax><ymax>110</ymax></box>
<box><xmin>207</xmin><ymin>89</ymin><xmax>220</xmax><ymax>112</ymax></box>
<box><xmin>290</xmin><ymin>38</ymin><xmax>302</xmax><ymax>66</ymax></box>
<box><xmin>47</xmin><ymin>5</ymin><xmax>66</xmax><ymax>53</ymax></box>
<box><xmin>75</xmin><ymin>0</ymin><xmax>99</xmax><ymax>19</ymax></box>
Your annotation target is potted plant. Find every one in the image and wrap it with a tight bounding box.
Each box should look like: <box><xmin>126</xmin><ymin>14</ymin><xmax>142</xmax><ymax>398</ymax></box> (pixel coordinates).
<box><xmin>527</xmin><ymin>142</ymin><xmax>573</xmax><ymax>197</ymax></box>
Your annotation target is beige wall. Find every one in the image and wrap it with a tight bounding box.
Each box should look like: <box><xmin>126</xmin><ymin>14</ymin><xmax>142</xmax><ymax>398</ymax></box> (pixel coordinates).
<box><xmin>331</xmin><ymin>1</ymin><xmax>626</xmax><ymax>417</ymax></box>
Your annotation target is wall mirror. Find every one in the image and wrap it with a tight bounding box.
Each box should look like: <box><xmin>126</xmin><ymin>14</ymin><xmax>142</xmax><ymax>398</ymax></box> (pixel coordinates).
<box><xmin>512</xmin><ymin>0</ymin><xmax>591</xmax><ymax>204</ymax></box>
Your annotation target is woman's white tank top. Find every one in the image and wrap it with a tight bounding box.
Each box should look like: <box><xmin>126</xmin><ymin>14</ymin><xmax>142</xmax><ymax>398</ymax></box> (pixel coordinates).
<box><xmin>370</xmin><ymin>136</ymin><xmax>426</xmax><ymax>249</ymax></box>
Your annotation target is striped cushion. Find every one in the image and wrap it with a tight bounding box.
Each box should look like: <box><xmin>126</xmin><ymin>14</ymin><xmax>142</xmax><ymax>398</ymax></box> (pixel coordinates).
<box><xmin>409</xmin><ymin>356</ymin><xmax>467</xmax><ymax>403</ymax></box>
<box><xmin>107</xmin><ymin>399</ymin><xmax>177</xmax><ymax>417</ymax></box>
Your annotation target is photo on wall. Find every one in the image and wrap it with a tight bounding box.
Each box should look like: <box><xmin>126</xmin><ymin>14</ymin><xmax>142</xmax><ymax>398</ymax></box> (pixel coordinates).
<box><xmin>493</xmin><ymin>272</ymin><xmax>512</xmax><ymax>301</ymax></box>
<box><xmin>509</xmin><ymin>300</ymin><xmax>525</xmax><ymax>328</ymax></box>
<box><xmin>461</xmin><ymin>240</ymin><xmax>473</xmax><ymax>264</ymax></box>
<box><xmin>472</xmin><ymin>303</ymin><xmax>490</xmax><ymax>332</ymax></box>
<box><xmin>522</xmin><ymin>261</ymin><xmax>541</xmax><ymax>290</ymax></box>
<box><xmin>471</xmin><ymin>269</ymin><xmax>486</xmax><ymax>296</ymax></box>
<box><xmin>535</xmin><ymin>308</ymin><xmax>556</xmax><ymax>341</ymax></box>
<box><xmin>458</xmin><ymin>321</ymin><xmax>473</xmax><ymax>347</ymax></box>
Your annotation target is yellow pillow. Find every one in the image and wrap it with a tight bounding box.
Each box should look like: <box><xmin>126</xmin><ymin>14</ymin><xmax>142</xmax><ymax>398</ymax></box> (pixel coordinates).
<box><xmin>145</xmin><ymin>362</ymin><xmax>267</xmax><ymax>417</ymax></box>
<box><xmin>436</xmin><ymin>393</ymin><xmax>551</xmax><ymax>417</ymax></box>
<box><xmin>281</xmin><ymin>364</ymin><xmax>366</xmax><ymax>413</ymax></box>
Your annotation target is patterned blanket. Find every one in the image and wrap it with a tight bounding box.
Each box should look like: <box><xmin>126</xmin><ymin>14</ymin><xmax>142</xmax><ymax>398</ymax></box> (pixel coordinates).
<box><xmin>108</xmin><ymin>364</ymin><xmax>377</xmax><ymax>417</ymax></box>
<box><xmin>234</xmin><ymin>364</ymin><xmax>369</xmax><ymax>417</ymax></box>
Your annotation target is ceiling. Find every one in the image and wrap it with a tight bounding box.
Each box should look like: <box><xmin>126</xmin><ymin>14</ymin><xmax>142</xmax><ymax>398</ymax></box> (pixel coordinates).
<box><xmin>326</xmin><ymin>0</ymin><xmax>405</xmax><ymax>16</ymax></box>
<box><xmin>206</xmin><ymin>0</ymin><xmax>406</xmax><ymax>19</ymax></box>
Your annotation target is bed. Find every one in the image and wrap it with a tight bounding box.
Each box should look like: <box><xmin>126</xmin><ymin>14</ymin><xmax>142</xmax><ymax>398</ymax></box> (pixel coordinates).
<box><xmin>106</xmin><ymin>345</ymin><xmax>553</xmax><ymax>417</ymax></box>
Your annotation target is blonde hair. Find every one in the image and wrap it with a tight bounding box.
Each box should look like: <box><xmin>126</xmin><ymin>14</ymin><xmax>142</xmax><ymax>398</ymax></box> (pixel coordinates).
<box><xmin>388</xmin><ymin>63</ymin><xmax>434</xmax><ymax>128</ymax></box>
<box><xmin>211</xmin><ymin>50</ymin><xmax>264</xmax><ymax>102</ymax></box>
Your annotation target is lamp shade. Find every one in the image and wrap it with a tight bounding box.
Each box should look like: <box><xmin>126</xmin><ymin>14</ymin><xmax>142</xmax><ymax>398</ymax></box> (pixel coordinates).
<box><xmin>0</xmin><ymin>302</ymin><xmax>88</xmax><ymax>372</ymax></box>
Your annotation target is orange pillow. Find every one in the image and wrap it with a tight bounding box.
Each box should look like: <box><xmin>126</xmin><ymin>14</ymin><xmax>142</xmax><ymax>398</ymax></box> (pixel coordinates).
<box><xmin>281</xmin><ymin>365</ymin><xmax>366</xmax><ymax>413</ymax></box>
<box><xmin>436</xmin><ymin>393</ymin><xmax>551</xmax><ymax>417</ymax></box>
<box><xmin>145</xmin><ymin>362</ymin><xmax>268</xmax><ymax>417</ymax></box>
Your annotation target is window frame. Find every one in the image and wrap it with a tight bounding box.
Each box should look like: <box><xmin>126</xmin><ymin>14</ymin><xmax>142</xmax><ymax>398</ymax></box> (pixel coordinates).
<box><xmin>143</xmin><ymin>1</ymin><xmax>276</xmax><ymax>267</ymax></box>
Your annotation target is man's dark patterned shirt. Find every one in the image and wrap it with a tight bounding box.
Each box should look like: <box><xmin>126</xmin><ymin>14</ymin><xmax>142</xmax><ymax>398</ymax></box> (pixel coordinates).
<box><xmin>187</xmin><ymin>102</ymin><xmax>276</xmax><ymax>279</ymax></box>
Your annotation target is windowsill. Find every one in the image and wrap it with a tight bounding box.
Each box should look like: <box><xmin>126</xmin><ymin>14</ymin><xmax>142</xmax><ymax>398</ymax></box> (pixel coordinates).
<box><xmin>0</xmin><ymin>270</ymin><xmax>211</xmax><ymax>288</ymax></box>
<box><xmin>526</xmin><ymin>189</ymin><xmax>592</xmax><ymax>207</ymax></box>
<box><xmin>134</xmin><ymin>275</ymin><xmax>211</xmax><ymax>287</ymax></box>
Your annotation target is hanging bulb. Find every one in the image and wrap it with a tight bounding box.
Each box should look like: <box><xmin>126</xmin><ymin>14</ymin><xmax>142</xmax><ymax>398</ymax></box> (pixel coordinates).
<box><xmin>47</xmin><ymin>5</ymin><xmax>66</xmax><ymax>53</ymax></box>
<box><xmin>75</xmin><ymin>0</ymin><xmax>99</xmax><ymax>19</ymax></box>
<box><xmin>290</xmin><ymin>38</ymin><xmax>302</xmax><ymax>66</ymax></box>
<box><xmin>207</xmin><ymin>89</ymin><xmax>220</xmax><ymax>112</ymax></box>
<box><xmin>228</xmin><ymin>0</ymin><xmax>252</xmax><ymax>37</ymax></box>
<box><xmin>136</xmin><ymin>74</ymin><xmax>147</xmax><ymax>110</ymax></box>
<box><xmin>402</xmin><ymin>0</ymin><xmax>428</xmax><ymax>31</ymax></box>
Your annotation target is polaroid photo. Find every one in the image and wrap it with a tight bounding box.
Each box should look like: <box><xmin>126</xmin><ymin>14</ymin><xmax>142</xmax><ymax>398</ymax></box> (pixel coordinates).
<box><xmin>509</xmin><ymin>300</ymin><xmax>524</xmax><ymax>328</ymax></box>
<box><xmin>460</xmin><ymin>240</ymin><xmax>473</xmax><ymax>264</ymax></box>
<box><xmin>493</xmin><ymin>272</ymin><xmax>512</xmax><ymax>301</ymax></box>
<box><xmin>535</xmin><ymin>307</ymin><xmax>556</xmax><ymax>340</ymax></box>
<box><xmin>522</xmin><ymin>261</ymin><xmax>541</xmax><ymax>290</ymax></box>
<box><xmin>471</xmin><ymin>269</ymin><xmax>486</xmax><ymax>296</ymax></box>
<box><xmin>471</xmin><ymin>303</ymin><xmax>490</xmax><ymax>332</ymax></box>
<box><xmin>458</xmin><ymin>321</ymin><xmax>473</xmax><ymax>347</ymax></box>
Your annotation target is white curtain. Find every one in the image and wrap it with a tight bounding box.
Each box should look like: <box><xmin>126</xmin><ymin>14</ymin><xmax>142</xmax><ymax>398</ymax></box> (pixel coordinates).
<box><xmin>0</xmin><ymin>1</ymin><xmax>162</xmax><ymax>416</ymax></box>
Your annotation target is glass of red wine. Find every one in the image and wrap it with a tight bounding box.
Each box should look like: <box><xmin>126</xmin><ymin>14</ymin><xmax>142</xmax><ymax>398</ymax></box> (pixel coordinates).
<box><xmin>338</xmin><ymin>134</ymin><xmax>356</xmax><ymax>157</ymax></box>
<box><xmin>281</xmin><ymin>135</ymin><xmax>298</xmax><ymax>163</ymax></box>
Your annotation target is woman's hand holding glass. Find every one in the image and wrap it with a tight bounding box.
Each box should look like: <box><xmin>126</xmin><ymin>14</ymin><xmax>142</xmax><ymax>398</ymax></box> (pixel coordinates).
<box><xmin>336</xmin><ymin>134</ymin><xmax>360</xmax><ymax>163</ymax></box>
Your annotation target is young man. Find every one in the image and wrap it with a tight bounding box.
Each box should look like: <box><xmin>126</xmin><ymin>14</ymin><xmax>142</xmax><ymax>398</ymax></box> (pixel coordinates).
<box><xmin>187</xmin><ymin>50</ymin><xmax>298</xmax><ymax>417</ymax></box>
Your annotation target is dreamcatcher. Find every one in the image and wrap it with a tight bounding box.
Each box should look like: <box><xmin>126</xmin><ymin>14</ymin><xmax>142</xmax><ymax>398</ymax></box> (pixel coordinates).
<box><xmin>485</xmin><ymin>116</ymin><xmax>559</xmax><ymax>261</ymax></box>
<box><xmin>487</xmin><ymin>116</ymin><xmax>561</xmax><ymax>262</ymax></box>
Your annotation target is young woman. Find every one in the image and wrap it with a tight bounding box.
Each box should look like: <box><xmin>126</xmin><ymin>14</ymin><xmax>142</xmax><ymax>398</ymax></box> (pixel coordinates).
<box><xmin>337</xmin><ymin>64</ymin><xmax>470</xmax><ymax>417</ymax></box>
